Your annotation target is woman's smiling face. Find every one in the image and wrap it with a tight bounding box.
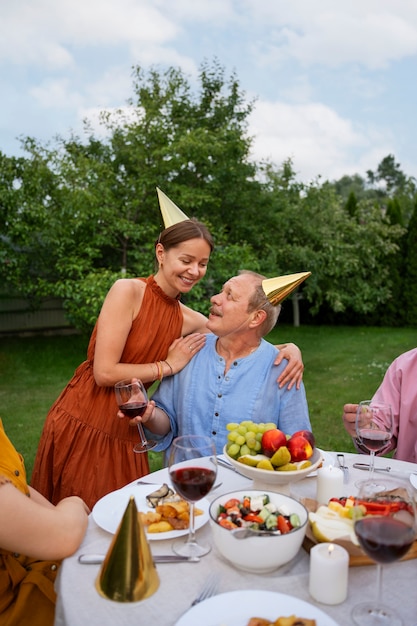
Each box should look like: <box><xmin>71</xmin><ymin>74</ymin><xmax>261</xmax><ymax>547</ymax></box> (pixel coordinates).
<box><xmin>156</xmin><ymin>237</ymin><xmax>211</xmax><ymax>296</ymax></box>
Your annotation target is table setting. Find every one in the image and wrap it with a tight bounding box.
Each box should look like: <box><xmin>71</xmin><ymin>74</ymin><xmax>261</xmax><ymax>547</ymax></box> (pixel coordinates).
<box><xmin>54</xmin><ymin>447</ymin><xmax>417</xmax><ymax>626</ymax></box>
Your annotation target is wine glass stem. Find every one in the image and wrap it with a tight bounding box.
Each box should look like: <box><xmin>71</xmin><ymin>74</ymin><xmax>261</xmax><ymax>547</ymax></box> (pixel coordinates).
<box><xmin>137</xmin><ymin>422</ymin><xmax>149</xmax><ymax>447</ymax></box>
<box><xmin>369</xmin><ymin>450</ymin><xmax>375</xmax><ymax>475</ymax></box>
<box><xmin>186</xmin><ymin>502</ymin><xmax>197</xmax><ymax>544</ymax></box>
<box><xmin>375</xmin><ymin>563</ymin><xmax>383</xmax><ymax>606</ymax></box>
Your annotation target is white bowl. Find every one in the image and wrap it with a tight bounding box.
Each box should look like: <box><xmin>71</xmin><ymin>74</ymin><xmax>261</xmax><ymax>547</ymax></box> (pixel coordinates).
<box><xmin>209</xmin><ymin>489</ymin><xmax>308</xmax><ymax>573</ymax></box>
<box><xmin>223</xmin><ymin>445</ymin><xmax>324</xmax><ymax>494</ymax></box>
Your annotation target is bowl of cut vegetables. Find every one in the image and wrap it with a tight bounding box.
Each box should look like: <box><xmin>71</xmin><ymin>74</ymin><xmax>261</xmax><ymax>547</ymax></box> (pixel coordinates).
<box><xmin>209</xmin><ymin>489</ymin><xmax>308</xmax><ymax>573</ymax></box>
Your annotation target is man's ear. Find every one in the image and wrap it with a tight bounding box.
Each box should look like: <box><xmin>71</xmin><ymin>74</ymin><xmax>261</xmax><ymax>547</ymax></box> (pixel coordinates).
<box><xmin>250</xmin><ymin>309</ymin><xmax>267</xmax><ymax>328</ymax></box>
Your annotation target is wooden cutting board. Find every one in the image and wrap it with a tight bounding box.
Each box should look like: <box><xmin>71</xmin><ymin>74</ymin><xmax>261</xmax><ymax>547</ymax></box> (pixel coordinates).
<box><xmin>302</xmin><ymin>498</ymin><xmax>417</xmax><ymax>567</ymax></box>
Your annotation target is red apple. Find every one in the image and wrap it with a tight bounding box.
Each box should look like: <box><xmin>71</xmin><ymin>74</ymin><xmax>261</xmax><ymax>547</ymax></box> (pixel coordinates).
<box><xmin>287</xmin><ymin>435</ymin><xmax>313</xmax><ymax>462</ymax></box>
<box><xmin>261</xmin><ymin>428</ymin><xmax>287</xmax><ymax>458</ymax></box>
<box><xmin>291</xmin><ymin>429</ymin><xmax>315</xmax><ymax>449</ymax></box>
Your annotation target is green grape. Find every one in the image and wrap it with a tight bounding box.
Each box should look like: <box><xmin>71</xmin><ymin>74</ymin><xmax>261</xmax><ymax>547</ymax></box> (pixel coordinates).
<box><xmin>245</xmin><ymin>430</ymin><xmax>257</xmax><ymax>442</ymax></box>
<box><xmin>255</xmin><ymin>432</ymin><xmax>263</xmax><ymax>442</ymax></box>
<box><xmin>264</xmin><ymin>422</ymin><xmax>277</xmax><ymax>431</ymax></box>
<box><xmin>227</xmin><ymin>443</ymin><xmax>240</xmax><ymax>458</ymax></box>
<box><xmin>227</xmin><ymin>431</ymin><xmax>239</xmax><ymax>442</ymax></box>
<box><xmin>235</xmin><ymin>434</ymin><xmax>246</xmax><ymax>446</ymax></box>
<box><xmin>254</xmin><ymin>440</ymin><xmax>262</xmax><ymax>452</ymax></box>
<box><xmin>239</xmin><ymin>444</ymin><xmax>250</xmax><ymax>456</ymax></box>
<box><xmin>246</xmin><ymin>438</ymin><xmax>257</xmax><ymax>451</ymax></box>
<box><xmin>237</xmin><ymin>425</ymin><xmax>247</xmax><ymax>435</ymax></box>
<box><xmin>226</xmin><ymin>422</ymin><xmax>239</xmax><ymax>431</ymax></box>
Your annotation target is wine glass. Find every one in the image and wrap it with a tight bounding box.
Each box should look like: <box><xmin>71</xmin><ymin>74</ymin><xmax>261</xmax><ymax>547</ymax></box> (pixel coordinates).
<box><xmin>114</xmin><ymin>379</ymin><xmax>157</xmax><ymax>453</ymax></box>
<box><xmin>352</xmin><ymin>477</ymin><xmax>416</xmax><ymax>626</ymax></box>
<box><xmin>355</xmin><ymin>401</ymin><xmax>393</xmax><ymax>476</ymax></box>
<box><xmin>168</xmin><ymin>435</ymin><xmax>217</xmax><ymax>558</ymax></box>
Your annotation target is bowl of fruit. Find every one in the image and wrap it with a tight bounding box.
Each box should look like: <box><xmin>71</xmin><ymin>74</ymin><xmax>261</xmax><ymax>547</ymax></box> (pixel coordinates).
<box><xmin>209</xmin><ymin>489</ymin><xmax>308</xmax><ymax>573</ymax></box>
<box><xmin>223</xmin><ymin>421</ymin><xmax>323</xmax><ymax>493</ymax></box>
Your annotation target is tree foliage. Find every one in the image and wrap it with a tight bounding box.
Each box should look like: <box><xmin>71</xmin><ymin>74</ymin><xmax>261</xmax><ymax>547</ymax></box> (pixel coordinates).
<box><xmin>1</xmin><ymin>61</ymin><xmax>416</xmax><ymax>330</ymax></box>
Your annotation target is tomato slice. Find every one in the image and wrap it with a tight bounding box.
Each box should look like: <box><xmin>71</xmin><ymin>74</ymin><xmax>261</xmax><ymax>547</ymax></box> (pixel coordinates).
<box><xmin>277</xmin><ymin>515</ymin><xmax>291</xmax><ymax>534</ymax></box>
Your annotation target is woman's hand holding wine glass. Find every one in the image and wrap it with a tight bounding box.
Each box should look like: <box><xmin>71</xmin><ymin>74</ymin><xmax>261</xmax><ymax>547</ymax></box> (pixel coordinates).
<box><xmin>352</xmin><ymin>477</ymin><xmax>417</xmax><ymax>625</ymax></box>
<box><xmin>168</xmin><ymin>435</ymin><xmax>217</xmax><ymax>558</ymax></box>
<box><xmin>355</xmin><ymin>401</ymin><xmax>393</xmax><ymax>476</ymax></box>
<box><xmin>115</xmin><ymin>379</ymin><xmax>157</xmax><ymax>453</ymax></box>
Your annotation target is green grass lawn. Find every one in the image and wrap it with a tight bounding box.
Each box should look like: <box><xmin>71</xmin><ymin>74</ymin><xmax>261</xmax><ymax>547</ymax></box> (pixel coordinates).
<box><xmin>1</xmin><ymin>325</ymin><xmax>416</xmax><ymax>480</ymax></box>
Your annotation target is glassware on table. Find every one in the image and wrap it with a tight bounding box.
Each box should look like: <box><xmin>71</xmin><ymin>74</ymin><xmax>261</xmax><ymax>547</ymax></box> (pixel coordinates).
<box><xmin>355</xmin><ymin>401</ymin><xmax>393</xmax><ymax>477</ymax></box>
<box><xmin>114</xmin><ymin>379</ymin><xmax>157</xmax><ymax>453</ymax></box>
<box><xmin>168</xmin><ymin>435</ymin><xmax>217</xmax><ymax>558</ymax></box>
<box><xmin>351</xmin><ymin>477</ymin><xmax>416</xmax><ymax>626</ymax></box>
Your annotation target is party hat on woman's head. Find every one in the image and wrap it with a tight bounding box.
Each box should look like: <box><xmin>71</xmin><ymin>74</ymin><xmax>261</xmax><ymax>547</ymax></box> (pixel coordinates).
<box><xmin>262</xmin><ymin>271</ymin><xmax>311</xmax><ymax>306</ymax></box>
<box><xmin>156</xmin><ymin>187</ymin><xmax>189</xmax><ymax>228</ymax></box>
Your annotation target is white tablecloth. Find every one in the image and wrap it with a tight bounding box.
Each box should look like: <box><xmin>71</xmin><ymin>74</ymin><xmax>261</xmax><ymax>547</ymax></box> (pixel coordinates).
<box><xmin>54</xmin><ymin>452</ymin><xmax>417</xmax><ymax>626</ymax></box>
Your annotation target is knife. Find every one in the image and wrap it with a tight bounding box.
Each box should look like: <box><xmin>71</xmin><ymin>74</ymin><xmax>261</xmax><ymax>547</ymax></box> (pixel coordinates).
<box><xmin>353</xmin><ymin>463</ymin><xmax>393</xmax><ymax>473</ymax></box>
<box><xmin>78</xmin><ymin>554</ymin><xmax>200</xmax><ymax>564</ymax></box>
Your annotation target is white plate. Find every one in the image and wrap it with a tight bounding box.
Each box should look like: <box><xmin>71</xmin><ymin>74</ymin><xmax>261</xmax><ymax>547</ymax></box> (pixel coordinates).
<box><xmin>175</xmin><ymin>589</ymin><xmax>339</xmax><ymax>626</ymax></box>
<box><xmin>92</xmin><ymin>484</ymin><xmax>210</xmax><ymax>540</ymax></box>
<box><xmin>410</xmin><ymin>473</ymin><xmax>417</xmax><ymax>490</ymax></box>
<box><xmin>308</xmin><ymin>449</ymin><xmax>335</xmax><ymax>477</ymax></box>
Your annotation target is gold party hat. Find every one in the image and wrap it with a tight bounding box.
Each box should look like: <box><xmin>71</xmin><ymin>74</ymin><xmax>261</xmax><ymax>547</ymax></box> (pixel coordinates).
<box><xmin>262</xmin><ymin>271</ymin><xmax>311</xmax><ymax>306</ymax></box>
<box><xmin>96</xmin><ymin>496</ymin><xmax>160</xmax><ymax>602</ymax></box>
<box><xmin>156</xmin><ymin>187</ymin><xmax>189</xmax><ymax>228</ymax></box>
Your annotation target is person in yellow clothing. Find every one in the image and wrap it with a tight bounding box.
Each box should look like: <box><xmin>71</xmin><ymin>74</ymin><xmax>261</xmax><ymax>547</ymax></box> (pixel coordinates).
<box><xmin>0</xmin><ymin>419</ymin><xmax>89</xmax><ymax>626</ymax></box>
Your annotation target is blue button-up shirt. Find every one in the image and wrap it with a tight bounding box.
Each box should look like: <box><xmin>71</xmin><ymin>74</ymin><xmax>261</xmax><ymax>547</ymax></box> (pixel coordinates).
<box><xmin>149</xmin><ymin>334</ymin><xmax>311</xmax><ymax>458</ymax></box>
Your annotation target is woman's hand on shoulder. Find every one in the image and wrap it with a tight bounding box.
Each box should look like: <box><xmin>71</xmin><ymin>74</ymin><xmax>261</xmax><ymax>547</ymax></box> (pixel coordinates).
<box><xmin>274</xmin><ymin>342</ymin><xmax>304</xmax><ymax>390</ymax></box>
<box><xmin>165</xmin><ymin>333</ymin><xmax>206</xmax><ymax>373</ymax></box>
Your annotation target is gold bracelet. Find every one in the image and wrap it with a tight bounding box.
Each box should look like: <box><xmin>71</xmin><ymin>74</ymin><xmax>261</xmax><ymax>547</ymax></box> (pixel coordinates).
<box><xmin>163</xmin><ymin>359</ymin><xmax>173</xmax><ymax>375</ymax></box>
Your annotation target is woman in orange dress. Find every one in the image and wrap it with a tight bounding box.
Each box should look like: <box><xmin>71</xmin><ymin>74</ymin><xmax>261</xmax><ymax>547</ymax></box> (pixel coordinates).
<box><xmin>32</xmin><ymin>211</ymin><xmax>304</xmax><ymax>509</ymax></box>
<box><xmin>0</xmin><ymin>419</ymin><xmax>89</xmax><ymax>626</ymax></box>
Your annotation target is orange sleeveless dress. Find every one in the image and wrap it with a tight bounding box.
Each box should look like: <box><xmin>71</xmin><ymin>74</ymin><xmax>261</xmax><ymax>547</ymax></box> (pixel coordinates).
<box><xmin>31</xmin><ymin>276</ymin><xmax>183</xmax><ymax>509</ymax></box>
<box><xmin>0</xmin><ymin>419</ymin><xmax>59</xmax><ymax>626</ymax></box>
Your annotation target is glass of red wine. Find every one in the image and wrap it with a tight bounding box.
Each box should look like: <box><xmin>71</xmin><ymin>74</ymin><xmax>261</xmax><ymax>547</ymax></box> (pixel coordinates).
<box><xmin>114</xmin><ymin>379</ymin><xmax>157</xmax><ymax>453</ymax></box>
<box><xmin>352</xmin><ymin>477</ymin><xmax>416</xmax><ymax>626</ymax></box>
<box><xmin>168</xmin><ymin>435</ymin><xmax>217</xmax><ymax>558</ymax></box>
<box><xmin>355</xmin><ymin>401</ymin><xmax>393</xmax><ymax>478</ymax></box>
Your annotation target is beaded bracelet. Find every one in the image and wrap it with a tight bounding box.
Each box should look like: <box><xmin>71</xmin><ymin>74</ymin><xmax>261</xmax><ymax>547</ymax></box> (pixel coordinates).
<box><xmin>163</xmin><ymin>359</ymin><xmax>173</xmax><ymax>375</ymax></box>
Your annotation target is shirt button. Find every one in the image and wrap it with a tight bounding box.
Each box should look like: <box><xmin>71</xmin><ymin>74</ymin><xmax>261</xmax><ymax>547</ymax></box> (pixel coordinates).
<box><xmin>212</xmin><ymin>430</ymin><xmax>217</xmax><ymax>435</ymax></box>
<box><xmin>233</xmin><ymin>361</ymin><xmax>238</xmax><ymax>366</ymax></box>
<box><xmin>14</xmin><ymin>470</ymin><xmax>20</xmax><ymax>476</ymax></box>
<box><xmin>214</xmin><ymin>412</ymin><xmax>219</xmax><ymax>417</ymax></box>
<box><xmin>217</xmin><ymin>393</ymin><xmax>222</xmax><ymax>398</ymax></box>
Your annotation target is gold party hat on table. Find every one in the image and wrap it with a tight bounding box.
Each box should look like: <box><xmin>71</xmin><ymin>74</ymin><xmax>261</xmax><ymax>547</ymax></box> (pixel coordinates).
<box><xmin>96</xmin><ymin>496</ymin><xmax>160</xmax><ymax>602</ymax></box>
<box><xmin>262</xmin><ymin>271</ymin><xmax>311</xmax><ymax>306</ymax></box>
<box><xmin>156</xmin><ymin>187</ymin><xmax>189</xmax><ymax>228</ymax></box>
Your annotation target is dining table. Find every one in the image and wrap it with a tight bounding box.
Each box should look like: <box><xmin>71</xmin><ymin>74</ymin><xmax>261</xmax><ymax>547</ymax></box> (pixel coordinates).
<box><xmin>54</xmin><ymin>451</ymin><xmax>417</xmax><ymax>626</ymax></box>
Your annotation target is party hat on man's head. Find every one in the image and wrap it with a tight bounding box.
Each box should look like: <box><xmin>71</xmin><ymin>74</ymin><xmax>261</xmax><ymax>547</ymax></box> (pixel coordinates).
<box><xmin>96</xmin><ymin>496</ymin><xmax>160</xmax><ymax>602</ymax></box>
<box><xmin>262</xmin><ymin>271</ymin><xmax>311</xmax><ymax>306</ymax></box>
<box><xmin>156</xmin><ymin>187</ymin><xmax>189</xmax><ymax>228</ymax></box>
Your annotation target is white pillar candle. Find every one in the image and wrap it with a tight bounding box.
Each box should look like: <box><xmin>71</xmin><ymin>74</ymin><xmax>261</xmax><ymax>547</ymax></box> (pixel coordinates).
<box><xmin>309</xmin><ymin>542</ymin><xmax>349</xmax><ymax>605</ymax></box>
<box><xmin>316</xmin><ymin>465</ymin><xmax>344</xmax><ymax>505</ymax></box>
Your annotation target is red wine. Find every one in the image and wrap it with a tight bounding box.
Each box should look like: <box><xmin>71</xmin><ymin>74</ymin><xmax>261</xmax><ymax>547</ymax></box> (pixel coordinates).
<box><xmin>170</xmin><ymin>467</ymin><xmax>216</xmax><ymax>501</ymax></box>
<box><xmin>119</xmin><ymin>402</ymin><xmax>147</xmax><ymax>418</ymax></box>
<box><xmin>355</xmin><ymin>516</ymin><xmax>415</xmax><ymax>564</ymax></box>
<box><xmin>358</xmin><ymin>429</ymin><xmax>391</xmax><ymax>451</ymax></box>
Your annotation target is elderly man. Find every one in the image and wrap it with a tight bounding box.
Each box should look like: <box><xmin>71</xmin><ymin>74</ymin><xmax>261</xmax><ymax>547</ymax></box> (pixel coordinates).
<box><xmin>140</xmin><ymin>270</ymin><xmax>311</xmax><ymax>457</ymax></box>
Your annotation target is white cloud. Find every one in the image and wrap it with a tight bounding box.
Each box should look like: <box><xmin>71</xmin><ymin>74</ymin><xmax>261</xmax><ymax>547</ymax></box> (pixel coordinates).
<box><xmin>249</xmin><ymin>99</ymin><xmax>377</xmax><ymax>181</ymax></box>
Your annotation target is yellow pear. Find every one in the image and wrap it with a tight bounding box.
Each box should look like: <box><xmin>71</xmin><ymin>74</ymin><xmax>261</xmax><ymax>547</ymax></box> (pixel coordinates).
<box><xmin>256</xmin><ymin>459</ymin><xmax>275</xmax><ymax>471</ymax></box>
<box><xmin>238</xmin><ymin>453</ymin><xmax>269</xmax><ymax>467</ymax></box>
<box><xmin>276</xmin><ymin>462</ymin><xmax>298</xmax><ymax>471</ymax></box>
<box><xmin>270</xmin><ymin>446</ymin><xmax>291</xmax><ymax>467</ymax></box>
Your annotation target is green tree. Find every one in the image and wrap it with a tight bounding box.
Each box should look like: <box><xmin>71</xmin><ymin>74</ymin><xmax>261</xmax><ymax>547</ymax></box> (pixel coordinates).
<box><xmin>402</xmin><ymin>200</ymin><xmax>417</xmax><ymax>327</ymax></box>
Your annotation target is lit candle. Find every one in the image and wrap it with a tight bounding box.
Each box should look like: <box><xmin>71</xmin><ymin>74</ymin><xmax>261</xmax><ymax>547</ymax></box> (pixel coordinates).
<box><xmin>309</xmin><ymin>542</ymin><xmax>349</xmax><ymax>605</ymax></box>
<box><xmin>316</xmin><ymin>465</ymin><xmax>344</xmax><ymax>505</ymax></box>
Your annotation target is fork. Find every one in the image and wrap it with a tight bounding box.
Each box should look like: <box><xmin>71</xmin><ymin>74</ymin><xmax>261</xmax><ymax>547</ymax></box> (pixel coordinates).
<box><xmin>337</xmin><ymin>453</ymin><xmax>349</xmax><ymax>483</ymax></box>
<box><xmin>191</xmin><ymin>574</ymin><xmax>218</xmax><ymax>606</ymax></box>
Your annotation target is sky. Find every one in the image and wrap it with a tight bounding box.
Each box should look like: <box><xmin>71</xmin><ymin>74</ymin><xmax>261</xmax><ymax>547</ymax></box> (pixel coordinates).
<box><xmin>1</xmin><ymin>0</ymin><xmax>417</xmax><ymax>184</ymax></box>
